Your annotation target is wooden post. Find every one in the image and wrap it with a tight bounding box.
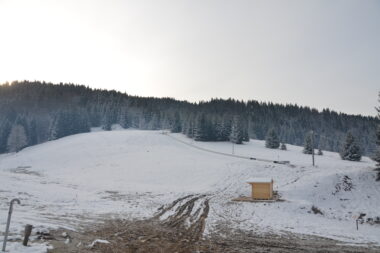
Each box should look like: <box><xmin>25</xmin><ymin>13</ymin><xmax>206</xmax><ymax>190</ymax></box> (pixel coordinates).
<box><xmin>2</xmin><ymin>199</ymin><xmax>21</xmax><ymax>252</ymax></box>
<box><xmin>23</xmin><ymin>224</ymin><xmax>33</xmax><ymax>246</ymax></box>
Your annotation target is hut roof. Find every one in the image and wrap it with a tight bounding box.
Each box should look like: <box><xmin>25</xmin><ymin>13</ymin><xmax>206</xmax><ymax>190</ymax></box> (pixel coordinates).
<box><xmin>247</xmin><ymin>178</ymin><xmax>273</xmax><ymax>183</ymax></box>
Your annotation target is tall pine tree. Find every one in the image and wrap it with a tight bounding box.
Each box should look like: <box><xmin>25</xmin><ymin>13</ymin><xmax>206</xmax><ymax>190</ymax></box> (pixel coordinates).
<box><xmin>0</xmin><ymin>119</ymin><xmax>12</xmax><ymax>153</ymax></box>
<box><xmin>374</xmin><ymin>125</ymin><xmax>380</xmax><ymax>180</ymax></box>
<box><xmin>303</xmin><ymin>132</ymin><xmax>314</xmax><ymax>154</ymax></box>
<box><xmin>265</xmin><ymin>128</ymin><xmax>280</xmax><ymax>149</ymax></box>
<box><xmin>171</xmin><ymin>112</ymin><xmax>182</xmax><ymax>133</ymax></box>
<box><xmin>7</xmin><ymin>124</ymin><xmax>28</xmax><ymax>152</ymax></box>
<box><xmin>230</xmin><ymin>115</ymin><xmax>244</xmax><ymax>144</ymax></box>
<box><xmin>194</xmin><ymin>113</ymin><xmax>208</xmax><ymax>141</ymax></box>
<box><xmin>374</xmin><ymin>93</ymin><xmax>380</xmax><ymax>180</ymax></box>
<box><xmin>340</xmin><ymin>132</ymin><xmax>362</xmax><ymax>161</ymax></box>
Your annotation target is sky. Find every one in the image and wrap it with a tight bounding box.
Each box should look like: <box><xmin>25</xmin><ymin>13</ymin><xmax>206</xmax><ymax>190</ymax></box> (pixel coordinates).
<box><xmin>0</xmin><ymin>0</ymin><xmax>379</xmax><ymax>116</ymax></box>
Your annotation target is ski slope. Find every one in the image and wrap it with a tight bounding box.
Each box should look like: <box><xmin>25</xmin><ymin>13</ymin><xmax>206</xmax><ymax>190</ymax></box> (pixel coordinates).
<box><xmin>0</xmin><ymin>129</ymin><xmax>379</xmax><ymax>252</ymax></box>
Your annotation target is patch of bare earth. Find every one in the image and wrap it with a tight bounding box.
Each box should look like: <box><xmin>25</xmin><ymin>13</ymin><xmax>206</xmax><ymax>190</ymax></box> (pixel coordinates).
<box><xmin>47</xmin><ymin>195</ymin><xmax>380</xmax><ymax>253</ymax></box>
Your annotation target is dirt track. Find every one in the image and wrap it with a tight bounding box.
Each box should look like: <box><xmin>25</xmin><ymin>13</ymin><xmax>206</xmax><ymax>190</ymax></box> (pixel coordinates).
<box><xmin>47</xmin><ymin>195</ymin><xmax>380</xmax><ymax>253</ymax></box>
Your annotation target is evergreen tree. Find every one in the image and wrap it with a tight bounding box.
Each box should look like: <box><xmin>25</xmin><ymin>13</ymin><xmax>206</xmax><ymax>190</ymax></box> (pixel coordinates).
<box><xmin>28</xmin><ymin>118</ymin><xmax>38</xmax><ymax>145</ymax></box>
<box><xmin>7</xmin><ymin>124</ymin><xmax>28</xmax><ymax>152</ymax></box>
<box><xmin>242</xmin><ymin>118</ymin><xmax>250</xmax><ymax>142</ymax></box>
<box><xmin>171</xmin><ymin>112</ymin><xmax>182</xmax><ymax>133</ymax></box>
<box><xmin>215</xmin><ymin>119</ymin><xmax>224</xmax><ymax>141</ymax></box>
<box><xmin>49</xmin><ymin>111</ymin><xmax>67</xmax><ymax>140</ymax></box>
<box><xmin>374</xmin><ymin>125</ymin><xmax>380</xmax><ymax>180</ymax></box>
<box><xmin>186</xmin><ymin>119</ymin><xmax>195</xmax><ymax>138</ymax></box>
<box><xmin>303</xmin><ymin>132</ymin><xmax>314</xmax><ymax>154</ymax></box>
<box><xmin>49</xmin><ymin>109</ymin><xmax>90</xmax><ymax>140</ymax></box>
<box><xmin>77</xmin><ymin>110</ymin><xmax>90</xmax><ymax>133</ymax></box>
<box><xmin>102</xmin><ymin>112</ymin><xmax>113</xmax><ymax>131</ymax></box>
<box><xmin>0</xmin><ymin>119</ymin><xmax>12</xmax><ymax>153</ymax></box>
<box><xmin>230</xmin><ymin>116</ymin><xmax>244</xmax><ymax>144</ymax></box>
<box><xmin>340</xmin><ymin>132</ymin><xmax>362</xmax><ymax>161</ymax></box>
<box><xmin>14</xmin><ymin>116</ymin><xmax>30</xmax><ymax>144</ymax></box>
<box><xmin>317</xmin><ymin>148</ymin><xmax>323</xmax><ymax>156</ymax></box>
<box><xmin>220</xmin><ymin>117</ymin><xmax>232</xmax><ymax>141</ymax></box>
<box><xmin>0</xmin><ymin>81</ymin><xmax>378</xmax><ymax>155</ymax></box>
<box><xmin>118</xmin><ymin>108</ymin><xmax>130</xmax><ymax>129</ymax></box>
<box><xmin>374</xmin><ymin>93</ymin><xmax>380</xmax><ymax>180</ymax></box>
<box><xmin>280</xmin><ymin>143</ymin><xmax>287</xmax><ymax>150</ymax></box>
<box><xmin>265</xmin><ymin>128</ymin><xmax>280</xmax><ymax>149</ymax></box>
<box><xmin>149</xmin><ymin>113</ymin><xmax>161</xmax><ymax>130</ymax></box>
<box><xmin>206</xmin><ymin>117</ymin><xmax>217</xmax><ymax>141</ymax></box>
<box><xmin>194</xmin><ymin>114</ymin><xmax>208</xmax><ymax>141</ymax></box>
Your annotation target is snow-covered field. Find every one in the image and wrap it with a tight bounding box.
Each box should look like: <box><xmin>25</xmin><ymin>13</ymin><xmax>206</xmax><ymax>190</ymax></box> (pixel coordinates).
<box><xmin>0</xmin><ymin>129</ymin><xmax>379</xmax><ymax>252</ymax></box>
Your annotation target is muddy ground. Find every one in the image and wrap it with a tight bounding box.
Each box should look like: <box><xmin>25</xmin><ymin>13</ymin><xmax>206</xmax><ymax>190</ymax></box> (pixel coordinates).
<box><xmin>41</xmin><ymin>195</ymin><xmax>380</xmax><ymax>253</ymax></box>
<box><xmin>46</xmin><ymin>220</ymin><xmax>380</xmax><ymax>253</ymax></box>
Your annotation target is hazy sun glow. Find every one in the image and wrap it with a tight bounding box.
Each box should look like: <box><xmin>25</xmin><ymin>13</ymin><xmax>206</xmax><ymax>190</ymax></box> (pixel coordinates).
<box><xmin>0</xmin><ymin>0</ymin><xmax>379</xmax><ymax>115</ymax></box>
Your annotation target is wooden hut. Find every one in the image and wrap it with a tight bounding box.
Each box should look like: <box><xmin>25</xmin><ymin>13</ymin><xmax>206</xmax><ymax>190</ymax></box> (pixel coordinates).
<box><xmin>247</xmin><ymin>178</ymin><xmax>273</xmax><ymax>200</ymax></box>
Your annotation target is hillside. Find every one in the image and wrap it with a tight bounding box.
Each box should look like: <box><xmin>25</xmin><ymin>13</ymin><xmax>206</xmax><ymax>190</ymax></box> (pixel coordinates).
<box><xmin>0</xmin><ymin>129</ymin><xmax>379</xmax><ymax>252</ymax></box>
<box><xmin>0</xmin><ymin>81</ymin><xmax>378</xmax><ymax>155</ymax></box>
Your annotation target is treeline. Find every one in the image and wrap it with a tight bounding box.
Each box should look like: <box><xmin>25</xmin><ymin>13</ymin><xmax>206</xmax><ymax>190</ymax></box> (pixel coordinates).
<box><xmin>0</xmin><ymin>81</ymin><xmax>378</xmax><ymax>155</ymax></box>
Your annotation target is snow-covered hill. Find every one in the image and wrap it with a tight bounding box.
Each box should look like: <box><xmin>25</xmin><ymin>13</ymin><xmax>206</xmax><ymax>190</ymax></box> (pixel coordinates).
<box><xmin>0</xmin><ymin>129</ymin><xmax>379</xmax><ymax>250</ymax></box>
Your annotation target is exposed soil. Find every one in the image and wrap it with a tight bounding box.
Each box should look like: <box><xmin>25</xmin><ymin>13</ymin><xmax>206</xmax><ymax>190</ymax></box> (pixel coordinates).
<box><xmin>45</xmin><ymin>195</ymin><xmax>380</xmax><ymax>253</ymax></box>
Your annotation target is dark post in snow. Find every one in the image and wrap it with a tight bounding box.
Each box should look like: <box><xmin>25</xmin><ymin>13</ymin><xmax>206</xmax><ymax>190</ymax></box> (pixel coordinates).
<box><xmin>311</xmin><ymin>130</ymin><xmax>315</xmax><ymax>166</ymax></box>
<box><xmin>23</xmin><ymin>224</ymin><xmax>33</xmax><ymax>246</ymax></box>
<box><xmin>2</xmin><ymin>199</ymin><xmax>21</xmax><ymax>252</ymax></box>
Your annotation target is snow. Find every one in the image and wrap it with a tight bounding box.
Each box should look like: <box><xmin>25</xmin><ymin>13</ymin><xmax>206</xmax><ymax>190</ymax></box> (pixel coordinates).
<box><xmin>246</xmin><ymin>178</ymin><xmax>273</xmax><ymax>183</ymax></box>
<box><xmin>87</xmin><ymin>239</ymin><xmax>110</xmax><ymax>248</ymax></box>
<box><xmin>0</xmin><ymin>129</ymin><xmax>379</xmax><ymax>249</ymax></box>
<box><xmin>2</xmin><ymin>242</ymin><xmax>52</xmax><ymax>253</ymax></box>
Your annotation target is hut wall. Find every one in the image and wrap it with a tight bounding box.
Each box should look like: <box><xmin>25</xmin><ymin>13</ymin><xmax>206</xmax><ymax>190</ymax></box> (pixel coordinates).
<box><xmin>251</xmin><ymin>182</ymin><xmax>273</xmax><ymax>199</ymax></box>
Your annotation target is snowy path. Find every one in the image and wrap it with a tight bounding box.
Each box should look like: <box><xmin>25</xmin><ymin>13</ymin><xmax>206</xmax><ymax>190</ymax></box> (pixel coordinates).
<box><xmin>164</xmin><ymin>132</ymin><xmax>281</xmax><ymax>163</ymax></box>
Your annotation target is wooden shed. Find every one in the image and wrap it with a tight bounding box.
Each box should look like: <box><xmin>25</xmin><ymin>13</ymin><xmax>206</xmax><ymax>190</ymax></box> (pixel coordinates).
<box><xmin>247</xmin><ymin>178</ymin><xmax>274</xmax><ymax>200</ymax></box>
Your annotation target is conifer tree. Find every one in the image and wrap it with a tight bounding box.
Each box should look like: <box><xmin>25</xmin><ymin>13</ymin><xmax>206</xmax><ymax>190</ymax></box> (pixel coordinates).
<box><xmin>230</xmin><ymin>116</ymin><xmax>244</xmax><ymax>144</ymax></box>
<box><xmin>149</xmin><ymin>113</ymin><xmax>161</xmax><ymax>130</ymax></box>
<box><xmin>374</xmin><ymin>125</ymin><xmax>380</xmax><ymax>180</ymax></box>
<box><xmin>242</xmin><ymin>118</ymin><xmax>250</xmax><ymax>142</ymax></box>
<box><xmin>186</xmin><ymin>120</ymin><xmax>195</xmax><ymax>138</ymax></box>
<box><xmin>220</xmin><ymin>117</ymin><xmax>232</xmax><ymax>141</ymax></box>
<box><xmin>0</xmin><ymin>119</ymin><xmax>12</xmax><ymax>153</ymax></box>
<box><xmin>280</xmin><ymin>143</ymin><xmax>287</xmax><ymax>150</ymax></box>
<box><xmin>374</xmin><ymin>93</ymin><xmax>380</xmax><ymax>180</ymax></box>
<box><xmin>28</xmin><ymin>118</ymin><xmax>38</xmax><ymax>145</ymax></box>
<box><xmin>317</xmin><ymin>148</ymin><xmax>323</xmax><ymax>156</ymax></box>
<box><xmin>102</xmin><ymin>112</ymin><xmax>112</xmax><ymax>131</ymax></box>
<box><xmin>340</xmin><ymin>132</ymin><xmax>362</xmax><ymax>161</ymax></box>
<box><xmin>265</xmin><ymin>128</ymin><xmax>280</xmax><ymax>149</ymax></box>
<box><xmin>118</xmin><ymin>108</ymin><xmax>129</xmax><ymax>129</ymax></box>
<box><xmin>7</xmin><ymin>124</ymin><xmax>28</xmax><ymax>152</ymax></box>
<box><xmin>0</xmin><ymin>81</ymin><xmax>379</xmax><ymax>155</ymax></box>
<box><xmin>49</xmin><ymin>109</ymin><xmax>90</xmax><ymax>140</ymax></box>
<box><xmin>215</xmin><ymin>119</ymin><xmax>224</xmax><ymax>141</ymax></box>
<box><xmin>49</xmin><ymin>111</ymin><xmax>67</xmax><ymax>140</ymax></box>
<box><xmin>194</xmin><ymin>113</ymin><xmax>207</xmax><ymax>141</ymax></box>
<box><xmin>14</xmin><ymin>116</ymin><xmax>30</xmax><ymax>143</ymax></box>
<box><xmin>171</xmin><ymin>112</ymin><xmax>182</xmax><ymax>133</ymax></box>
<box><xmin>303</xmin><ymin>132</ymin><xmax>314</xmax><ymax>154</ymax></box>
<box><xmin>77</xmin><ymin>111</ymin><xmax>90</xmax><ymax>133</ymax></box>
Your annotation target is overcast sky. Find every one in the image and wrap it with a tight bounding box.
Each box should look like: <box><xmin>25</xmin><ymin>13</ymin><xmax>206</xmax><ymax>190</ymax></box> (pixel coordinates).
<box><xmin>0</xmin><ymin>0</ymin><xmax>379</xmax><ymax>116</ymax></box>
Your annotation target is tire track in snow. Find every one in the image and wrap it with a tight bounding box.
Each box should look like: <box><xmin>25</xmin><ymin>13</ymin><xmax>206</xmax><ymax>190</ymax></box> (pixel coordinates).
<box><xmin>154</xmin><ymin>194</ymin><xmax>210</xmax><ymax>240</ymax></box>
